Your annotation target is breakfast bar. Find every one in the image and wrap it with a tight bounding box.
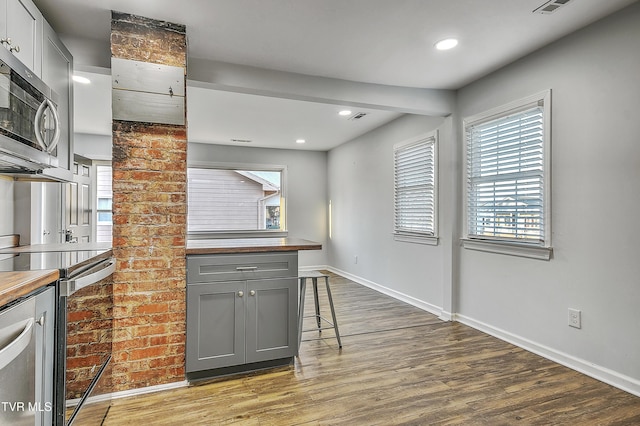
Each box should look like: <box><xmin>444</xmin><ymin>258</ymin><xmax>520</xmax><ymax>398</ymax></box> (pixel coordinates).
<box><xmin>185</xmin><ymin>237</ymin><xmax>321</xmax><ymax>380</ymax></box>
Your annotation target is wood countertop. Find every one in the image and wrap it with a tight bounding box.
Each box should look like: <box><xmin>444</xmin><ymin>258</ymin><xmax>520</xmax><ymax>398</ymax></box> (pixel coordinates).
<box><xmin>186</xmin><ymin>238</ymin><xmax>322</xmax><ymax>255</ymax></box>
<box><xmin>0</xmin><ymin>242</ymin><xmax>112</xmax><ymax>254</ymax></box>
<box><xmin>0</xmin><ymin>270</ymin><xmax>59</xmax><ymax>307</ymax></box>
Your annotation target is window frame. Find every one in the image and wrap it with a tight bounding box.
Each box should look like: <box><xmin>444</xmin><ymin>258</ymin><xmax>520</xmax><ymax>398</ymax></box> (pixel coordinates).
<box><xmin>94</xmin><ymin>162</ymin><xmax>113</xmax><ymax>243</ymax></box>
<box><xmin>462</xmin><ymin>90</ymin><xmax>552</xmax><ymax>260</ymax></box>
<box><xmin>187</xmin><ymin>160</ymin><xmax>288</xmax><ymax>239</ymax></box>
<box><xmin>96</xmin><ymin>197</ymin><xmax>113</xmax><ymax>224</ymax></box>
<box><xmin>393</xmin><ymin>131</ymin><xmax>438</xmax><ymax>246</ymax></box>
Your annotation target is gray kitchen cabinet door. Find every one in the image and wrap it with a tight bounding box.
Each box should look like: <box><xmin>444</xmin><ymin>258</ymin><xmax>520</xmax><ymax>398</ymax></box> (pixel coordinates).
<box><xmin>186</xmin><ymin>281</ymin><xmax>245</xmax><ymax>372</ymax></box>
<box><xmin>245</xmin><ymin>277</ymin><xmax>298</xmax><ymax>363</ymax></box>
<box><xmin>1</xmin><ymin>0</ymin><xmax>43</xmax><ymax>75</ymax></box>
<box><xmin>41</xmin><ymin>20</ymin><xmax>73</xmax><ymax>174</ymax></box>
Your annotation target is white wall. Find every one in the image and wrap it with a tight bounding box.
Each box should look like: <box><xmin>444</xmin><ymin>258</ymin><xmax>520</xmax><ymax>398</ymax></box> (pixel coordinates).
<box><xmin>327</xmin><ymin>114</ymin><xmax>453</xmax><ymax>313</ymax></box>
<box><xmin>456</xmin><ymin>3</ymin><xmax>640</xmax><ymax>393</ymax></box>
<box><xmin>188</xmin><ymin>142</ymin><xmax>328</xmax><ymax>267</ymax></box>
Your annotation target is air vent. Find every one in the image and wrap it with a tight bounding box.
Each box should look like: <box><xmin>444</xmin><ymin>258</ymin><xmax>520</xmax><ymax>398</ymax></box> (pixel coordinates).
<box><xmin>348</xmin><ymin>112</ymin><xmax>367</xmax><ymax>121</ymax></box>
<box><xmin>230</xmin><ymin>138</ymin><xmax>252</xmax><ymax>143</ymax></box>
<box><xmin>533</xmin><ymin>0</ymin><xmax>572</xmax><ymax>14</ymax></box>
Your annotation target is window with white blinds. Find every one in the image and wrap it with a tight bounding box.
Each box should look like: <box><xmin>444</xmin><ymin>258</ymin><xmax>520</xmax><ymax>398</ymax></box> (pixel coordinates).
<box><xmin>465</xmin><ymin>94</ymin><xmax>549</xmax><ymax>247</ymax></box>
<box><xmin>394</xmin><ymin>135</ymin><xmax>436</xmax><ymax>239</ymax></box>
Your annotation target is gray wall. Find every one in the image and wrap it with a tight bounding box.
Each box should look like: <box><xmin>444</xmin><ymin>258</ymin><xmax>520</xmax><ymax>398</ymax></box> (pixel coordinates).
<box><xmin>327</xmin><ymin>114</ymin><xmax>452</xmax><ymax>313</ymax></box>
<box><xmin>325</xmin><ymin>2</ymin><xmax>640</xmax><ymax>395</ymax></box>
<box><xmin>74</xmin><ymin>133</ymin><xmax>112</xmax><ymax>160</ymax></box>
<box><xmin>455</xmin><ymin>3</ymin><xmax>640</xmax><ymax>391</ymax></box>
<box><xmin>188</xmin><ymin>142</ymin><xmax>328</xmax><ymax>267</ymax></box>
<box><xmin>0</xmin><ymin>179</ymin><xmax>13</xmax><ymax>236</ymax></box>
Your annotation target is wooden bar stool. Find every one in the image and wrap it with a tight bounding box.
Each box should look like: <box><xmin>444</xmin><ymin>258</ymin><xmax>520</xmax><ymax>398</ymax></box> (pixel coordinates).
<box><xmin>298</xmin><ymin>270</ymin><xmax>342</xmax><ymax>352</ymax></box>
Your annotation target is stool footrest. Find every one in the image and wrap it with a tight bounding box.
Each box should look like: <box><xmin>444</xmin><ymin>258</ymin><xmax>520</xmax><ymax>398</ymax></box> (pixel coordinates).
<box><xmin>302</xmin><ymin>326</ymin><xmax>338</xmax><ymax>333</ymax></box>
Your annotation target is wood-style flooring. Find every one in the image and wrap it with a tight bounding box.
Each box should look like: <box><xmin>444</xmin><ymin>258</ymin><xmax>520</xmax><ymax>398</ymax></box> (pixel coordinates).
<box><xmin>103</xmin><ymin>272</ymin><xmax>640</xmax><ymax>425</ymax></box>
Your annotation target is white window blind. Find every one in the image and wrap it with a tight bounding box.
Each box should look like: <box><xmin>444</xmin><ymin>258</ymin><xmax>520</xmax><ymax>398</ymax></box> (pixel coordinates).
<box><xmin>394</xmin><ymin>137</ymin><xmax>436</xmax><ymax>236</ymax></box>
<box><xmin>466</xmin><ymin>104</ymin><xmax>546</xmax><ymax>244</ymax></box>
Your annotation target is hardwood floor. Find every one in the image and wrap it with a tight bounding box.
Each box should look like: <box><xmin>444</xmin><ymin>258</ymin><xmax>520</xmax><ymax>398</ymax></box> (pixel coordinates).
<box><xmin>103</xmin><ymin>272</ymin><xmax>640</xmax><ymax>425</ymax></box>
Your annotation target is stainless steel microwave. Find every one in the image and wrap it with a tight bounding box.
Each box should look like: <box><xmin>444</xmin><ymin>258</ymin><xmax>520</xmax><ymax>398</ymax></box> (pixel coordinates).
<box><xmin>0</xmin><ymin>46</ymin><xmax>69</xmax><ymax>181</ymax></box>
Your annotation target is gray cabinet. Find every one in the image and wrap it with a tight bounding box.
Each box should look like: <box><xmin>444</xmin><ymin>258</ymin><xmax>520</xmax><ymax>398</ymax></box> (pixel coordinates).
<box><xmin>41</xmin><ymin>20</ymin><xmax>73</xmax><ymax>174</ymax></box>
<box><xmin>186</xmin><ymin>252</ymin><xmax>298</xmax><ymax>374</ymax></box>
<box><xmin>0</xmin><ymin>0</ymin><xmax>43</xmax><ymax>75</ymax></box>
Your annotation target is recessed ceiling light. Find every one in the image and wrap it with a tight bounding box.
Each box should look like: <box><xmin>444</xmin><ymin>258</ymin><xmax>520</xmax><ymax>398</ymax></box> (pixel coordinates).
<box><xmin>338</xmin><ymin>110</ymin><xmax>352</xmax><ymax>116</ymax></box>
<box><xmin>434</xmin><ymin>38</ymin><xmax>458</xmax><ymax>51</ymax></box>
<box><xmin>296</xmin><ymin>139</ymin><xmax>306</xmax><ymax>144</ymax></box>
<box><xmin>72</xmin><ymin>75</ymin><xmax>91</xmax><ymax>84</ymax></box>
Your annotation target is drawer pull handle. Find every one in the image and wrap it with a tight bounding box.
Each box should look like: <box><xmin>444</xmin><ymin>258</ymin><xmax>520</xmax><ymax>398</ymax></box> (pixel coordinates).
<box><xmin>250</xmin><ymin>290</ymin><xmax>256</xmax><ymax>296</ymax></box>
<box><xmin>236</xmin><ymin>266</ymin><xmax>258</xmax><ymax>271</ymax></box>
<box><xmin>238</xmin><ymin>291</ymin><xmax>244</xmax><ymax>297</ymax></box>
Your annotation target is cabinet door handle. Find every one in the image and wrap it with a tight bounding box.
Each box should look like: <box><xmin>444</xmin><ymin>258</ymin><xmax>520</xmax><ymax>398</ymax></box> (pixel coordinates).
<box><xmin>235</xmin><ymin>266</ymin><xmax>258</xmax><ymax>271</ymax></box>
<box><xmin>36</xmin><ymin>315</ymin><xmax>45</xmax><ymax>326</ymax></box>
<box><xmin>237</xmin><ymin>291</ymin><xmax>244</xmax><ymax>297</ymax></box>
<box><xmin>249</xmin><ymin>290</ymin><xmax>256</xmax><ymax>296</ymax></box>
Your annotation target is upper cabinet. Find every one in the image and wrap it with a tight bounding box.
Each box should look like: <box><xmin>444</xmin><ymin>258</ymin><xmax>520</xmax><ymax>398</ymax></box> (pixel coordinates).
<box><xmin>42</xmin><ymin>20</ymin><xmax>73</xmax><ymax>172</ymax></box>
<box><xmin>0</xmin><ymin>0</ymin><xmax>43</xmax><ymax>76</ymax></box>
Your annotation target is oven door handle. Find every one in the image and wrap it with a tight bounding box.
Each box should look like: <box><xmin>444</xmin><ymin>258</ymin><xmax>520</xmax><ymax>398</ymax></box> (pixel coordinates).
<box><xmin>0</xmin><ymin>318</ymin><xmax>34</xmax><ymax>370</ymax></box>
<box><xmin>60</xmin><ymin>258</ymin><xmax>116</xmax><ymax>297</ymax></box>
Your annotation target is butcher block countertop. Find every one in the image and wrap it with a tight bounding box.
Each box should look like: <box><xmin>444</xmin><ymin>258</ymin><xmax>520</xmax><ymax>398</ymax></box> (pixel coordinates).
<box><xmin>0</xmin><ymin>270</ymin><xmax>59</xmax><ymax>306</ymax></box>
<box><xmin>0</xmin><ymin>242</ymin><xmax>112</xmax><ymax>254</ymax></box>
<box><xmin>186</xmin><ymin>238</ymin><xmax>322</xmax><ymax>255</ymax></box>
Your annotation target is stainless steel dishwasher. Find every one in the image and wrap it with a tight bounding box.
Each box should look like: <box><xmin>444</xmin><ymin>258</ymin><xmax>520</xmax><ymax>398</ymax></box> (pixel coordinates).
<box><xmin>0</xmin><ymin>286</ymin><xmax>55</xmax><ymax>426</ymax></box>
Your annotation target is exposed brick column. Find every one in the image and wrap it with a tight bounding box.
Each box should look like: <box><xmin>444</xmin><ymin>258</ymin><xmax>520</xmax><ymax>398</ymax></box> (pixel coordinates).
<box><xmin>110</xmin><ymin>12</ymin><xmax>187</xmax><ymax>391</ymax></box>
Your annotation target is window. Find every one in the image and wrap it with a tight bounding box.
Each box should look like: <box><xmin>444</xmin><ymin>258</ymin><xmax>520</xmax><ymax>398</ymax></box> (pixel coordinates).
<box><xmin>187</xmin><ymin>165</ymin><xmax>286</xmax><ymax>236</ymax></box>
<box><xmin>95</xmin><ymin>164</ymin><xmax>113</xmax><ymax>243</ymax></box>
<box><xmin>393</xmin><ymin>133</ymin><xmax>437</xmax><ymax>245</ymax></box>
<box><xmin>463</xmin><ymin>90</ymin><xmax>551</xmax><ymax>259</ymax></box>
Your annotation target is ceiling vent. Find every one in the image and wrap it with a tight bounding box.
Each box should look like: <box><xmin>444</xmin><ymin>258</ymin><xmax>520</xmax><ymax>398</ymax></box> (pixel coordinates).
<box><xmin>348</xmin><ymin>112</ymin><xmax>368</xmax><ymax>121</ymax></box>
<box><xmin>230</xmin><ymin>138</ymin><xmax>252</xmax><ymax>143</ymax></box>
<box><xmin>533</xmin><ymin>0</ymin><xmax>572</xmax><ymax>14</ymax></box>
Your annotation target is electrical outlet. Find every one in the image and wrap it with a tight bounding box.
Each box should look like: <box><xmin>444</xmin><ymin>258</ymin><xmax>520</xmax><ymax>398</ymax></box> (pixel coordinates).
<box><xmin>354</xmin><ymin>255</ymin><xmax>358</xmax><ymax>264</ymax></box>
<box><xmin>568</xmin><ymin>308</ymin><xmax>581</xmax><ymax>329</ymax></box>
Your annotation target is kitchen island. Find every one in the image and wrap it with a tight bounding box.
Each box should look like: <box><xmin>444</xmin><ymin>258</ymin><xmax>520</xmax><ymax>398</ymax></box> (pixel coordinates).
<box><xmin>185</xmin><ymin>237</ymin><xmax>321</xmax><ymax>381</ymax></box>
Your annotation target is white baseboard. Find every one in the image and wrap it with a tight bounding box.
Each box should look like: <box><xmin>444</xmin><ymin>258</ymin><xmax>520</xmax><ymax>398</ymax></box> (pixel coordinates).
<box><xmin>438</xmin><ymin>310</ymin><xmax>453</xmax><ymax>322</ymax></box>
<box><xmin>326</xmin><ymin>266</ymin><xmax>443</xmax><ymax>318</ymax></box>
<box><xmin>320</xmin><ymin>267</ymin><xmax>640</xmax><ymax>398</ymax></box>
<box><xmin>298</xmin><ymin>264</ymin><xmax>330</xmax><ymax>273</ymax></box>
<box><xmin>455</xmin><ymin>314</ymin><xmax>640</xmax><ymax>398</ymax></box>
<box><xmin>66</xmin><ymin>380</ymin><xmax>189</xmax><ymax>407</ymax></box>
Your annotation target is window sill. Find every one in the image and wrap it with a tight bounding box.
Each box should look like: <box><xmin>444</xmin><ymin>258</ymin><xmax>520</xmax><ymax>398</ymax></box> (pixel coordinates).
<box><xmin>189</xmin><ymin>230</ymin><xmax>288</xmax><ymax>239</ymax></box>
<box><xmin>461</xmin><ymin>238</ymin><xmax>552</xmax><ymax>260</ymax></box>
<box><xmin>394</xmin><ymin>233</ymin><xmax>439</xmax><ymax>246</ymax></box>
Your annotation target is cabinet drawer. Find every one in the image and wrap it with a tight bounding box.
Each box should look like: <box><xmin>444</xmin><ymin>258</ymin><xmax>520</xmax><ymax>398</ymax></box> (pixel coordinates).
<box><xmin>187</xmin><ymin>252</ymin><xmax>298</xmax><ymax>283</ymax></box>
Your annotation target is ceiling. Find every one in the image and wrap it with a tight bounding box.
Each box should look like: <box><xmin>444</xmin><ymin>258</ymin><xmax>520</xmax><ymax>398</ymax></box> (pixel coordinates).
<box><xmin>73</xmin><ymin>70</ymin><xmax>403</xmax><ymax>150</ymax></box>
<box><xmin>36</xmin><ymin>0</ymin><xmax>637</xmax><ymax>150</ymax></box>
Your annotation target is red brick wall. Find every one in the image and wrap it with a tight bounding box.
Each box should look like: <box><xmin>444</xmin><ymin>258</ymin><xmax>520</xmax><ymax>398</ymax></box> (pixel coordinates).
<box><xmin>65</xmin><ymin>278</ymin><xmax>113</xmax><ymax>399</ymax></box>
<box><xmin>110</xmin><ymin>12</ymin><xmax>187</xmax><ymax>392</ymax></box>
